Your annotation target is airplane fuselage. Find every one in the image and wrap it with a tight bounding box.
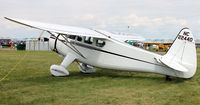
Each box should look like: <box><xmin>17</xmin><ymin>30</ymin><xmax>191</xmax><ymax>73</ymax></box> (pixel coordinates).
<box><xmin>49</xmin><ymin>34</ymin><xmax>190</xmax><ymax>78</ymax></box>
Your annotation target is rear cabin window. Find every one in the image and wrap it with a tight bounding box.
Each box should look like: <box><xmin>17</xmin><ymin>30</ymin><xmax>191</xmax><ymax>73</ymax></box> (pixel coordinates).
<box><xmin>84</xmin><ymin>37</ymin><xmax>93</xmax><ymax>44</ymax></box>
<box><xmin>96</xmin><ymin>40</ymin><xmax>105</xmax><ymax>47</ymax></box>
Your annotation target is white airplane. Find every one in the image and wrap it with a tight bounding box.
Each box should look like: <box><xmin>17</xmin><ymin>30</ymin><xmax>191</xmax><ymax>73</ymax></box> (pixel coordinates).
<box><xmin>5</xmin><ymin>17</ymin><xmax>197</xmax><ymax>79</ymax></box>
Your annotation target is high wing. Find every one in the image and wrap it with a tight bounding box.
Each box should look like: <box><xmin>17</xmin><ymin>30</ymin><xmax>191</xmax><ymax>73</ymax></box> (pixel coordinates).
<box><xmin>5</xmin><ymin>17</ymin><xmax>144</xmax><ymax>42</ymax></box>
<box><xmin>4</xmin><ymin>17</ymin><xmax>108</xmax><ymax>39</ymax></box>
<box><xmin>92</xmin><ymin>29</ymin><xmax>145</xmax><ymax>42</ymax></box>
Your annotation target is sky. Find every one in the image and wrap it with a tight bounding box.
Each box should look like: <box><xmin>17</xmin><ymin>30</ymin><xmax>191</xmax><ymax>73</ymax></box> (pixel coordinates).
<box><xmin>0</xmin><ymin>0</ymin><xmax>200</xmax><ymax>39</ymax></box>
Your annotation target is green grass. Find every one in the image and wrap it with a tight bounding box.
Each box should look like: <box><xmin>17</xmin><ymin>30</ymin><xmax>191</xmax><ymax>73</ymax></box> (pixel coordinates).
<box><xmin>0</xmin><ymin>50</ymin><xmax>200</xmax><ymax>105</ymax></box>
<box><xmin>197</xmin><ymin>48</ymin><xmax>200</xmax><ymax>53</ymax></box>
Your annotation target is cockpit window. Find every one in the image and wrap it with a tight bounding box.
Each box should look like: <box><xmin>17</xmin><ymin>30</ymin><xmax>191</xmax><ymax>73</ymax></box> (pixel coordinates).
<box><xmin>67</xmin><ymin>35</ymin><xmax>106</xmax><ymax>47</ymax></box>
<box><xmin>69</xmin><ymin>35</ymin><xmax>76</xmax><ymax>40</ymax></box>
<box><xmin>84</xmin><ymin>37</ymin><xmax>93</xmax><ymax>44</ymax></box>
<box><xmin>96</xmin><ymin>40</ymin><xmax>105</xmax><ymax>47</ymax></box>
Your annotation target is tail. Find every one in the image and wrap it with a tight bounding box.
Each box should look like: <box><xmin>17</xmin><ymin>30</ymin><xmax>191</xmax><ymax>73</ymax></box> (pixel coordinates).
<box><xmin>160</xmin><ymin>28</ymin><xmax>197</xmax><ymax>78</ymax></box>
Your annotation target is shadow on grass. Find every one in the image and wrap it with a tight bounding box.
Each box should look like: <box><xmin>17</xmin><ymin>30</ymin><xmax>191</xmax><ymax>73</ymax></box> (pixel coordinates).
<box><xmin>19</xmin><ymin>69</ymin><xmax>185</xmax><ymax>84</ymax></box>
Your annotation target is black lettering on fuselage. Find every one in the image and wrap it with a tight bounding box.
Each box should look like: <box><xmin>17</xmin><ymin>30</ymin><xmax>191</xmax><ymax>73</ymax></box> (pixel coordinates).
<box><xmin>178</xmin><ymin>35</ymin><xmax>193</xmax><ymax>42</ymax></box>
<box><xmin>183</xmin><ymin>31</ymin><xmax>190</xmax><ymax>36</ymax></box>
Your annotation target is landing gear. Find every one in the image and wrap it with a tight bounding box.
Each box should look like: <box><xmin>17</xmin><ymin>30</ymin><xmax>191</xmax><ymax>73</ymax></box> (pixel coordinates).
<box><xmin>50</xmin><ymin>53</ymin><xmax>76</xmax><ymax>76</ymax></box>
<box><xmin>78</xmin><ymin>63</ymin><xmax>96</xmax><ymax>74</ymax></box>
<box><xmin>50</xmin><ymin>65</ymin><xmax>69</xmax><ymax>76</ymax></box>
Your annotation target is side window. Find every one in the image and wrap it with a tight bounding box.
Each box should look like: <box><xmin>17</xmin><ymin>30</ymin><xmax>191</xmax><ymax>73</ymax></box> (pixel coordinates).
<box><xmin>77</xmin><ymin>36</ymin><xmax>82</xmax><ymax>42</ymax></box>
<box><xmin>84</xmin><ymin>37</ymin><xmax>93</xmax><ymax>44</ymax></box>
<box><xmin>96</xmin><ymin>40</ymin><xmax>105</xmax><ymax>47</ymax></box>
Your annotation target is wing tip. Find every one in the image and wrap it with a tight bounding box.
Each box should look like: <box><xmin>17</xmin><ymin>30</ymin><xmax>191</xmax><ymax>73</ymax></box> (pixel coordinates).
<box><xmin>4</xmin><ymin>17</ymin><xmax>15</xmax><ymax>22</ymax></box>
<box><xmin>4</xmin><ymin>17</ymin><xmax>9</xmax><ymax>20</ymax></box>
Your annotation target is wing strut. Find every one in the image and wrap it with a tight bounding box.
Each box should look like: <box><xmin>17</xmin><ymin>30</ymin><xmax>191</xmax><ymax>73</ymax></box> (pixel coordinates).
<box><xmin>60</xmin><ymin>35</ymin><xmax>86</xmax><ymax>59</ymax></box>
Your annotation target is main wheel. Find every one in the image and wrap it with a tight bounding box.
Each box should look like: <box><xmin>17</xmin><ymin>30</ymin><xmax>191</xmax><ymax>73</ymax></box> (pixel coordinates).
<box><xmin>50</xmin><ymin>64</ymin><xmax>69</xmax><ymax>76</ymax></box>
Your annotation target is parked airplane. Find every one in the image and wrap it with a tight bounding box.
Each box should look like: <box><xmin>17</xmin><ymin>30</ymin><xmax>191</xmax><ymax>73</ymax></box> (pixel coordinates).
<box><xmin>5</xmin><ymin>17</ymin><xmax>197</xmax><ymax>79</ymax></box>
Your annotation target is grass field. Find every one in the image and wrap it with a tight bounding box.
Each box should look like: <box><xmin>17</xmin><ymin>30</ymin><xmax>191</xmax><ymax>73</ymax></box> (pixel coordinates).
<box><xmin>0</xmin><ymin>50</ymin><xmax>200</xmax><ymax>105</ymax></box>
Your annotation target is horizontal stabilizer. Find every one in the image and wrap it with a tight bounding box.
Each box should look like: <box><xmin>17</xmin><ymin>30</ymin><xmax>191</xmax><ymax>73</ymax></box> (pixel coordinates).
<box><xmin>159</xmin><ymin>58</ymin><xmax>188</xmax><ymax>72</ymax></box>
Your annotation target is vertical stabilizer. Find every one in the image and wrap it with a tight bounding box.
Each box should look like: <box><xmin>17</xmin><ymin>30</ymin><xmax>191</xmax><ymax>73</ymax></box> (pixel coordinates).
<box><xmin>160</xmin><ymin>28</ymin><xmax>197</xmax><ymax>78</ymax></box>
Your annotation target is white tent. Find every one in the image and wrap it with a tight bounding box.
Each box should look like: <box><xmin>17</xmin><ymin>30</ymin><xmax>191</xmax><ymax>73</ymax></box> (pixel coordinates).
<box><xmin>26</xmin><ymin>38</ymin><xmax>50</xmax><ymax>51</ymax></box>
